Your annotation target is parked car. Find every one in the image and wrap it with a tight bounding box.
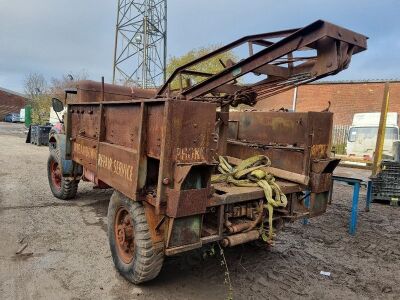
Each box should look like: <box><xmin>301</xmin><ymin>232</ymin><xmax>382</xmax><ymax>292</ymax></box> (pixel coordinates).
<box><xmin>4</xmin><ymin>113</ymin><xmax>20</xmax><ymax>123</ymax></box>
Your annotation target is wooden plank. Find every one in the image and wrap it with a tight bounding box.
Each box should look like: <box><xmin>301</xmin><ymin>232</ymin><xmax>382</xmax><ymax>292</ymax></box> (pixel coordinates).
<box><xmin>208</xmin><ymin>181</ymin><xmax>301</xmax><ymax>206</ymax></box>
<box><xmin>225</xmin><ymin>156</ymin><xmax>309</xmax><ymax>185</ymax></box>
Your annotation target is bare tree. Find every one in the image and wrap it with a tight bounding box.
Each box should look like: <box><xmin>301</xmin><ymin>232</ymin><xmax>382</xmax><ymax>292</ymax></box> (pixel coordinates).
<box><xmin>24</xmin><ymin>72</ymin><xmax>48</xmax><ymax>98</ymax></box>
<box><xmin>49</xmin><ymin>69</ymin><xmax>89</xmax><ymax>99</ymax></box>
<box><xmin>23</xmin><ymin>71</ymin><xmax>90</xmax><ymax>125</ymax></box>
<box><xmin>24</xmin><ymin>73</ymin><xmax>50</xmax><ymax>125</ymax></box>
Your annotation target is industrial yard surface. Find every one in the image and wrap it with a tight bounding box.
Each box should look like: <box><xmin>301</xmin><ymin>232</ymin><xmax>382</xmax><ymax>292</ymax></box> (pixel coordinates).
<box><xmin>1</xmin><ymin>122</ymin><xmax>399</xmax><ymax>300</ymax></box>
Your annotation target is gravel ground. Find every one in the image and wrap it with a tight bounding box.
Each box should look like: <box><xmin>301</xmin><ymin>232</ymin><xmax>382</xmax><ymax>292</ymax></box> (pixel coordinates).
<box><xmin>0</xmin><ymin>122</ymin><xmax>399</xmax><ymax>300</ymax></box>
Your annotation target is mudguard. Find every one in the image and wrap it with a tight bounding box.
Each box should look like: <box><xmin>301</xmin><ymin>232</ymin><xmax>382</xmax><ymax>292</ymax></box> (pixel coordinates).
<box><xmin>56</xmin><ymin>133</ymin><xmax>83</xmax><ymax>177</ymax></box>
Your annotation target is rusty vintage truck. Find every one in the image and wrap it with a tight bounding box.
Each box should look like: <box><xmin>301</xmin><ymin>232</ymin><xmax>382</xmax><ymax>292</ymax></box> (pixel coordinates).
<box><xmin>47</xmin><ymin>20</ymin><xmax>367</xmax><ymax>283</ymax></box>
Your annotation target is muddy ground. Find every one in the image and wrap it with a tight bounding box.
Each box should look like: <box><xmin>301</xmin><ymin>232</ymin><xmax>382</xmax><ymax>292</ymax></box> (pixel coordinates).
<box><xmin>0</xmin><ymin>122</ymin><xmax>399</xmax><ymax>300</ymax></box>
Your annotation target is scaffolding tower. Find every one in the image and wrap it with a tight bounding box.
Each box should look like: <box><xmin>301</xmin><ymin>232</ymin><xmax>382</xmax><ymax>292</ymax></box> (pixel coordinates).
<box><xmin>113</xmin><ymin>0</ymin><xmax>167</xmax><ymax>88</ymax></box>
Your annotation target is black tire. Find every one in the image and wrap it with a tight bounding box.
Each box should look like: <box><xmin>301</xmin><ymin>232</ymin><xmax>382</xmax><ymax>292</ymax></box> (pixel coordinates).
<box><xmin>47</xmin><ymin>151</ymin><xmax>79</xmax><ymax>200</ymax></box>
<box><xmin>108</xmin><ymin>191</ymin><xmax>164</xmax><ymax>284</ymax></box>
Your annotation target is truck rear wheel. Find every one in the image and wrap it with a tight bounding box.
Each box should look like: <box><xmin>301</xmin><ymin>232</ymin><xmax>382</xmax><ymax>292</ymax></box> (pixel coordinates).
<box><xmin>47</xmin><ymin>151</ymin><xmax>79</xmax><ymax>200</ymax></box>
<box><xmin>108</xmin><ymin>191</ymin><xmax>164</xmax><ymax>284</ymax></box>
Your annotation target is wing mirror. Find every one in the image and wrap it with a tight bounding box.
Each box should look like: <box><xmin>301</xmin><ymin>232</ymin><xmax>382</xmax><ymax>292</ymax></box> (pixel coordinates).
<box><xmin>52</xmin><ymin>98</ymin><xmax>64</xmax><ymax>112</ymax></box>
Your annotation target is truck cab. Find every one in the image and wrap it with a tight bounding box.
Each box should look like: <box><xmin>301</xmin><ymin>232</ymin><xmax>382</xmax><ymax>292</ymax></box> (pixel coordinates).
<box><xmin>346</xmin><ymin>112</ymin><xmax>399</xmax><ymax>159</ymax></box>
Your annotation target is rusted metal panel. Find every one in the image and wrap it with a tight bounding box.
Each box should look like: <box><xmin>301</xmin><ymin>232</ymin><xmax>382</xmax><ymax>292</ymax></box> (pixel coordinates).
<box><xmin>146</xmin><ymin>103</ymin><xmax>165</xmax><ymax>158</ymax></box>
<box><xmin>103</xmin><ymin>104</ymin><xmax>141</xmax><ymax>148</ymax></box>
<box><xmin>66</xmin><ymin>80</ymin><xmax>156</xmax><ymax>103</ymax></box>
<box><xmin>71</xmin><ymin>136</ymin><xmax>98</xmax><ymax>172</ymax></box>
<box><xmin>311</xmin><ymin>158</ymin><xmax>340</xmax><ymax>174</ymax></box>
<box><xmin>155</xmin><ymin>100</ymin><xmax>216</xmax><ymax>215</ymax></box>
<box><xmin>143</xmin><ymin>202</ymin><xmax>165</xmax><ymax>245</ymax></box>
<box><xmin>227</xmin><ymin>111</ymin><xmax>336</xmax><ymax>185</ymax></box>
<box><xmin>310</xmin><ymin>172</ymin><xmax>332</xmax><ymax>193</ymax></box>
<box><xmin>227</xmin><ymin>141</ymin><xmax>306</xmax><ymax>175</ymax></box>
<box><xmin>231</xmin><ymin>112</ymin><xmax>309</xmax><ymax>146</ymax></box>
<box><xmin>167</xmin><ymin>188</ymin><xmax>208</xmax><ymax>218</ymax></box>
<box><xmin>97</xmin><ymin>142</ymin><xmax>138</xmax><ymax>199</ymax></box>
<box><xmin>168</xmin><ymin>101</ymin><xmax>216</xmax><ymax>164</ymax></box>
<box><xmin>217</xmin><ymin>105</ymin><xmax>229</xmax><ymax>156</ymax></box>
<box><xmin>309</xmin><ymin>192</ymin><xmax>329</xmax><ymax>217</ymax></box>
<box><xmin>311</xmin><ymin>144</ymin><xmax>329</xmax><ymax>159</ymax></box>
<box><xmin>165</xmin><ymin>240</ymin><xmax>202</xmax><ymax>256</ymax></box>
<box><xmin>167</xmin><ymin>216</ymin><xmax>202</xmax><ymax>249</ymax></box>
<box><xmin>70</xmin><ymin>105</ymin><xmax>100</xmax><ymax>139</ymax></box>
<box><xmin>153</xmin><ymin>100</ymin><xmax>217</xmax><ymax>216</ymax></box>
<box><xmin>308</xmin><ymin>112</ymin><xmax>333</xmax><ymax>158</ymax></box>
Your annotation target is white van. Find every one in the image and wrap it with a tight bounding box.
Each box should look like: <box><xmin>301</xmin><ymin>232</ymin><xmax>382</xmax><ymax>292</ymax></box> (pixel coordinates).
<box><xmin>49</xmin><ymin>106</ymin><xmax>66</xmax><ymax>125</ymax></box>
<box><xmin>346</xmin><ymin>112</ymin><xmax>399</xmax><ymax>159</ymax></box>
<box><xmin>19</xmin><ymin>108</ymin><xmax>25</xmax><ymax>123</ymax></box>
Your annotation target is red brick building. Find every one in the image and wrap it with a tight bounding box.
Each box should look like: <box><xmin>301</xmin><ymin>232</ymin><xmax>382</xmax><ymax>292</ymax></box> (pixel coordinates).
<box><xmin>255</xmin><ymin>80</ymin><xmax>400</xmax><ymax>125</ymax></box>
<box><xmin>0</xmin><ymin>87</ymin><xmax>28</xmax><ymax>120</ymax></box>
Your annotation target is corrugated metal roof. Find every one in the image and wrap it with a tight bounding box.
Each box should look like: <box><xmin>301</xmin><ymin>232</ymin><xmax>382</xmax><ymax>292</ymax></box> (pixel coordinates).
<box><xmin>0</xmin><ymin>86</ymin><xmax>29</xmax><ymax>99</ymax></box>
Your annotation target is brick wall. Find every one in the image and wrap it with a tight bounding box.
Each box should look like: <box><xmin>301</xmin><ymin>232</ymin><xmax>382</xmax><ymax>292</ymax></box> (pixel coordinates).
<box><xmin>255</xmin><ymin>81</ymin><xmax>400</xmax><ymax>125</ymax></box>
<box><xmin>0</xmin><ymin>89</ymin><xmax>27</xmax><ymax>120</ymax></box>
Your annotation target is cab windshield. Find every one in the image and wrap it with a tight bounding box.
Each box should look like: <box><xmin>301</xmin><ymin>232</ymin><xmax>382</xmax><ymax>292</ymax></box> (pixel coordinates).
<box><xmin>348</xmin><ymin>127</ymin><xmax>399</xmax><ymax>142</ymax></box>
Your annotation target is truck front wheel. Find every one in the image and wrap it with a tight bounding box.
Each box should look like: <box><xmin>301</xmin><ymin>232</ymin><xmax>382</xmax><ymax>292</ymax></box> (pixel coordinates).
<box><xmin>47</xmin><ymin>151</ymin><xmax>79</xmax><ymax>200</ymax></box>
<box><xmin>108</xmin><ymin>191</ymin><xmax>164</xmax><ymax>284</ymax></box>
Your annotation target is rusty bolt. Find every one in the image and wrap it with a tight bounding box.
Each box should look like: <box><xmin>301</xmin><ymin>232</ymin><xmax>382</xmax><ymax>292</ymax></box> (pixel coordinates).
<box><xmin>162</xmin><ymin>178</ymin><xmax>170</xmax><ymax>185</ymax></box>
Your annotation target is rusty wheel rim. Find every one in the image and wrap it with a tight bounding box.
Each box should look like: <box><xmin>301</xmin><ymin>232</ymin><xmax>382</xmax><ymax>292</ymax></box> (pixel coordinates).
<box><xmin>50</xmin><ymin>160</ymin><xmax>62</xmax><ymax>190</ymax></box>
<box><xmin>114</xmin><ymin>207</ymin><xmax>135</xmax><ymax>264</ymax></box>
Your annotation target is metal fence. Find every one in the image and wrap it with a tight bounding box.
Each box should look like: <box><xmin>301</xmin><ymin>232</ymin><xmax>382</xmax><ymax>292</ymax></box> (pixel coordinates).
<box><xmin>332</xmin><ymin>125</ymin><xmax>350</xmax><ymax>154</ymax></box>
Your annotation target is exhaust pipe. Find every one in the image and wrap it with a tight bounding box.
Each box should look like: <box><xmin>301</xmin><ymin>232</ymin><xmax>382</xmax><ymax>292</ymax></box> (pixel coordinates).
<box><xmin>221</xmin><ymin>230</ymin><xmax>260</xmax><ymax>247</ymax></box>
<box><xmin>225</xmin><ymin>222</ymin><xmax>252</xmax><ymax>234</ymax></box>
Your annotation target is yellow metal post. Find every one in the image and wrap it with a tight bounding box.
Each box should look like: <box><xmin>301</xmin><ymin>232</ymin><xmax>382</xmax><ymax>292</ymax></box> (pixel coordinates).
<box><xmin>372</xmin><ymin>82</ymin><xmax>390</xmax><ymax>175</ymax></box>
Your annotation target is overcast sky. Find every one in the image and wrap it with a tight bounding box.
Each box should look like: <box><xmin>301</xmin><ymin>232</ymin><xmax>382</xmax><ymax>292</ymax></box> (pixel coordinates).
<box><xmin>0</xmin><ymin>0</ymin><xmax>399</xmax><ymax>92</ymax></box>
